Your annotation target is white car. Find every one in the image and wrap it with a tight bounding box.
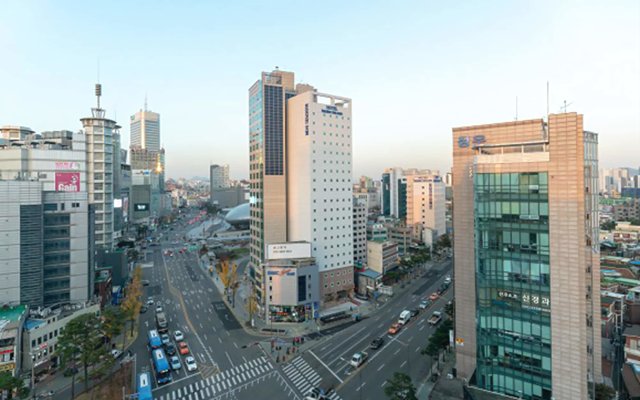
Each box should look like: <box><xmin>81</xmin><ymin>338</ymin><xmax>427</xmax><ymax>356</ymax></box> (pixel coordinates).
<box><xmin>156</xmin><ymin>305</ymin><xmax>163</xmax><ymax>313</ymax></box>
<box><xmin>174</xmin><ymin>330</ymin><xmax>184</xmax><ymax>341</ymax></box>
<box><xmin>185</xmin><ymin>356</ymin><xmax>198</xmax><ymax>372</ymax></box>
<box><xmin>146</xmin><ymin>298</ymin><xmax>154</xmax><ymax>306</ymax></box>
<box><xmin>110</xmin><ymin>349</ymin><xmax>122</xmax><ymax>359</ymax></box>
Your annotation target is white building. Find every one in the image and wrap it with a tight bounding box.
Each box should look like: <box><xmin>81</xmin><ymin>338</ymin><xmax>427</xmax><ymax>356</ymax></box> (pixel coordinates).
<box><xmin>80</xmin><ymin>84</ymin><xmax>116</xmax><ymax>249</ymax></box>
<box><xmin>210</xmin><ymin>164</ymin><xmax>230</xmax><ymax>189</ymax></box>
<box><xmin>353</xmin><ymin>194</ymin><xmax>368</xmax><ymax>267</ymax></box>
<box><xmin>287</xmin><ymin>87</ymin><xmax>354</xmax><ymax>303</ymax></box>
<box><xmin>130</xmin><ymin>107</ymin><xmax>160</xmax><ymax>152</ymax></box>
<box><xmin>406</xmin><ymin>175</ymin><xmax>446</xmax><ymax>242</ymax></box>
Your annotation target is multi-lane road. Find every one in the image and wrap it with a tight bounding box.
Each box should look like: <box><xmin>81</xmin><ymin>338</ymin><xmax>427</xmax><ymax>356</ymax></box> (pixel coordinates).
<box><xmin>129</xmin><ymin>210</ymin><xmax>453</xmax><ymax>400</ymax></box>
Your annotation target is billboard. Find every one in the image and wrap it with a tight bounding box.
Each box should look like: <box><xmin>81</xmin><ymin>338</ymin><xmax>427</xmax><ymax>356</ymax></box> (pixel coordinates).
<box><xmin>114</xmin><ymin>198</ymin><xmax>122</xmax><ymax>208</ymax></box>
<box><xmin>266</xmin><ymin>242</ymin><xmax>311</xmax><ymax>260</ymax></box>
<box><xmin>55</xmin><ymin>172</ymin><xmax>80</xmax><ymax>192</ymax></box>
<box><xmin>134</xmin><ymin>203</ymin><xmax>149</xmax><ymax>212</ymax></box>
<box><xmin>122</xmin><ymin>197</ymin><xmax>129</xmax><ymax>221</ymax></box>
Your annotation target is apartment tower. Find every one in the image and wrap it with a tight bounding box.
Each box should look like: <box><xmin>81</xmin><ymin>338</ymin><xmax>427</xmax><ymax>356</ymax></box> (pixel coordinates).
<box><xmin>406</xmin><ymin>174</ymin><xmax>446</xmax><ymax>243</ymax></box>
<box><xmin>130</xmin><ymin>105</ymin><xmax>160</xmax><ymax>152</ymax></box>
<box><xmin>452</xmin><ymin>113</ymin><xmax>601</xmax><ymax>399</ymax></box>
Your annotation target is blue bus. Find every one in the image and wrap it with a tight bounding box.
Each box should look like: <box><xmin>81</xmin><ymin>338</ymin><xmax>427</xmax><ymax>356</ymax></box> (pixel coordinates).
<box><xmin>151</xmin><ymin>349</ymin><xmax>172</xmax><ymax>385</ymax></box>
<box><xmin>148</xmin><ymin>329</ymin><xmax>162</xmax><ymax>350</ymax></box>
<box><xmin>137</xmin><ymin>372</ymin><xmax>153</xmax><ymax>400</ymax></box>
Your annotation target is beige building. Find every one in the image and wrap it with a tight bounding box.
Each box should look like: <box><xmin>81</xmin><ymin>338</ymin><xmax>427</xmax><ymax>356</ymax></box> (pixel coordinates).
<box><xmin>366</xmin><ymin>240</ymin><xmax>398</xmax><ymax>275</ymax></box>
<box><xmin>405</xmin><ymin>174</ymin><xmax>445</xmax><ymax>243</ymax></box>
<box><xmin>452</xmin><ymin>113</ymin><xmax>601</xmax><ymax>400</ymax></box>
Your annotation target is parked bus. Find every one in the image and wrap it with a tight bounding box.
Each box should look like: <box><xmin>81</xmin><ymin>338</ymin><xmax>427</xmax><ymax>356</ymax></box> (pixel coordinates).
<box><xmin>148</xmin><ymin>329</ymin><xmax>162</xmax><ymax>349</ymax></box>
<box><xmin>137</xmin><ymin>372</ymin><xmax>153</xmax><ymax>400</ymax></box>
<box><xmin>151</xmin><ymin>349</ymin><xmax>172</xmax><ymax>385</ymax></box>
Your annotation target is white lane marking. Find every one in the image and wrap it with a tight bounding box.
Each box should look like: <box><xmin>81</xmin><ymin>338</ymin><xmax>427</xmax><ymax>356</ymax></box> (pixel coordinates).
<box><xmin>226</xmin><ymin>351</ymin><xmax>235</xmax><ymax>367</ymax></box>
<box><xmin>400</xmin><ymin>360</ymin><xmax>407</xmax><ymax>368</ymax></box>
<box><xmin>415</xmin><ymin>346</ymin><xmax>421</xmax><ymax>353</ymax></box>
<box><xmin>356</xmin><ymin>382</ymin><xmax>366</xmax><ymax>391</ymax></box>
<box><xmin>308</xmin><ymin>350</ymin><xmax>344</xmax><ymax>384</ymax></box>
<box><xmin>377</xmin><ymin>363</ymin><xmax>385</xmax><ymax>371</ymax></box>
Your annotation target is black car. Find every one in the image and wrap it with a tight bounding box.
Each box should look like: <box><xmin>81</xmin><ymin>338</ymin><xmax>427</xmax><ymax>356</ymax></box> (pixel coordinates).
<box><xmin>164</xmin><ymin>343</ymin><xmax>177</xmax><ymax>356</ymax></box>
<box><xmin>140</xmin><ymin>305</ymin><xmax>148</xmax><ymax>313</ymax></box>
<box><xmin>370</xmin><ymin>337</ymin><xmax>384</xmax><ymax>350</ymax></box>
<box><xmin>410</xmin><ymin>308</ymin><xmax>420</xmax><ymax>317</ymax></box>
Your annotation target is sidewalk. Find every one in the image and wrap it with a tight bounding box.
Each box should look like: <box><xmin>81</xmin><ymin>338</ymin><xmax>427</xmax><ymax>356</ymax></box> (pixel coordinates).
<box><xmin>416</xmin><ymin>349</ymin><xmax>461</xmax><ymax>400</ymax></box>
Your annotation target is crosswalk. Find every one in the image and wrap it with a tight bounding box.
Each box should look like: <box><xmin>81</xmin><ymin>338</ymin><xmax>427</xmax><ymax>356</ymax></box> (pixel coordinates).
<box><xmin>155</xmin><ymin>356</ymin><xmax>273</xmax><ymax>400</ymax></box>
<box><xmin>282</xmin><ymin>356</ymin><xmax>341</xmax><ymax>400</ymax></box>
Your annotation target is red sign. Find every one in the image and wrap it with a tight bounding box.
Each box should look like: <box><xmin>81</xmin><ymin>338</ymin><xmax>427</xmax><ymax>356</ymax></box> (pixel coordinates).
<box><xmin>55</xmin><ymin>172</ymin><xmax>80</xmax><ymax>192</ymax></box>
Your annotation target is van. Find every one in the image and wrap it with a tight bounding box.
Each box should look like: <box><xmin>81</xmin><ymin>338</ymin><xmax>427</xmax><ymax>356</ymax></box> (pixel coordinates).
<box><xmin>398</xmin><ymin>310</ymin><xmax>412</xmax><ymax>325</ymax></box>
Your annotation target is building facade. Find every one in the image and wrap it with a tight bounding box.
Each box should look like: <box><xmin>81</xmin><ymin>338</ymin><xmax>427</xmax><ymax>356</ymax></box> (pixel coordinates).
<box><xmin>406</xmin><ymin>174</ymin><xmax>446</xmax><ymax>242</ymax></box>
<box><xmin>80</xmin><ymin>84</ymin><xmax>116</xmax><ymax>249</ymax></box>
<box><xmin>287</xmin><ymin>87</ymin><xmax>354</xmax><ymax>303</ymax></box>
<box><xmin>248</xmin><ymin>70</ymin><xmax>294</xmax><ymax>313</ymax></box>
<box><xmin>130</xmin><ymin>108</ymin><xmax>160</xmax><ymax>152</ymax></box>
<box><xmin>210</xmin><ymin>164</ymin><xmax>230</xmax><ymax>190</ymax></box>
<box><xmin>452</xmin><ymin>113</ymin><xmax>601</xmax><ymax>399</ymax></box>
<box><xmin>353</xmin><ymin>194</ymin><xmax>368</xmax><ymax>267</ymax></box>
<box><xmin>366</xmin><ymin>240</ymin><xmax>398</xmax><ymax>275</ymax></box>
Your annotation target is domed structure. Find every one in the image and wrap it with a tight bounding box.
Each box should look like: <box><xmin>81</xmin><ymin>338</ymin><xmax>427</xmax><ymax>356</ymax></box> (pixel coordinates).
<box><xmin>224</xmin><ymin>202</ymin><xmax>249</xmax><ymax>229</ymax></box>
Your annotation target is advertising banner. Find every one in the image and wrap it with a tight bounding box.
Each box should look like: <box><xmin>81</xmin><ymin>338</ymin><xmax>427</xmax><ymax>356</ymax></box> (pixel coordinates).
<box><xmin>55</xmin><ymin>161</ymin><xmax>80</xmax><ymax>170</ymax></box>
<box><xmin>55</xmin><ymin>172</ymin><xmax>80</xmax><ymax>192</ymax></box>
<box><xmin>266</xmin><ymin>242</ymin><xmax>311</xmax><ymax>260</ymax></box>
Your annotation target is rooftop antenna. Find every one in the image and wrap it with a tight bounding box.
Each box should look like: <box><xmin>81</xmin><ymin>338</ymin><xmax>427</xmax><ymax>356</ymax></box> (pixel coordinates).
<box><xmin>144</xmin><ymin>93</ymin><xmax>148</xmax><ymax>112</ymax></box>
<box><xmin>560</xmin><ymin>100</ymin><xmax>573</xmax><ymax>113</ymax></box>
<box><xmin>95</xmin><ymin>58</ymin><xmax>102</xmax><ymax>109</ymax></box>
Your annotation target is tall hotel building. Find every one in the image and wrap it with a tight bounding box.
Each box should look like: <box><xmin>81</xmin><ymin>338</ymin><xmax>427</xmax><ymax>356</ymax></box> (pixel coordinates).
<box><xmin>81</xmin><ymin>84</ymin><xmax>116</xmax><ymax>249</ymax></box>
<box><xmin>452</xmin><ymin>113</ymin><xmax>601</xmax><ymax>399</ymax></box>
<box><xmin>249</xmin><ymin>70</ymin><xmax>354</xmax><ymax>314</ymax></box>
<box><xmin>130</xmin><ymin>106</ymin><xmax>160</xmax><ymax>151</ymax></box>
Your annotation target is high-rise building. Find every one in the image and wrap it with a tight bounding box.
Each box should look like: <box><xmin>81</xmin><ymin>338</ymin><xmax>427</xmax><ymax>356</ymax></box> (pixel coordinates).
<box><xmin>452</xmin><ymin>113</ymin><xmax>601</xmax><ymax>399</ymax></box>
<box><xmin>210</xmin><ymin>164</ymin><xmax>230</xmax><ymax>189</ymax></box>
<box><xmin>130</xmin><ymin>106</ymin><xmax>160</xmax><ymax>152</ymax></box>
<box><xmin>353</xmin><ymin>194</ymin><xmax>368</xmax><ymax>267</ymax></box>
<box><xmin>248</xmin><ymin>70</ymin><xmax>295</xmax><ymax>313</ymax></box>
<box><xmin>81</xmin><ymin>84</ymin><xmax>116</xmax><ymax>249</ymax></box>
<box><xmin>382</xmin><ymin>167</ymin><xmax>438</xmax><ymax>219</ymax></box>
<box><xmin>406</xmin><ymin>174</ymin><xmax>446</xmax><ymax>244</ymax></box>
<box><xmin>287</xmin><ymin>87</ymin><xmax>354</xmax><ymax>303</ymax></box>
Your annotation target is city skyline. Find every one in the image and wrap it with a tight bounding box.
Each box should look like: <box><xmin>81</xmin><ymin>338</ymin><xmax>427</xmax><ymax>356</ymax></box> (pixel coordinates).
<box><xmin>1</xmin><ymin>1</ymin><xmax>638</xmax><ymax>181</ymax></box>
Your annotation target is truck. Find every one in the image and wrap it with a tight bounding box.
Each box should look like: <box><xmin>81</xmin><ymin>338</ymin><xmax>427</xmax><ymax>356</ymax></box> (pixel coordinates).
<box><xmin>428</xmin><ymin>311</ymin><xmax>442</xmax><ymax>325</ymax></box>
<box><xmin>156</xmin><ymin>312</ymin><xmax>168</xmax><ymax>333</ymax></box>
<box><xmin>350</xmin><ymin>351</ymin><xmax>369</xmax><ymax>369</ymax></box>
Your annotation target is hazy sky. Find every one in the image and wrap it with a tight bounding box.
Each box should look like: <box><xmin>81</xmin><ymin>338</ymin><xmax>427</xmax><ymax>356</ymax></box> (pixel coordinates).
<box><xmin>1</xmin><ymin>1</ymin><xmax>638</xmax><ymax>180</ymax></box>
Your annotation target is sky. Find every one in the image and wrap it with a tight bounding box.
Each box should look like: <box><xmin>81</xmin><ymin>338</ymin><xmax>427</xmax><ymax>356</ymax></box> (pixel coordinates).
<box><xmin>1</xmin><ymin>1</ymin><xmax>639</xmax><ymax>180</ymax></box>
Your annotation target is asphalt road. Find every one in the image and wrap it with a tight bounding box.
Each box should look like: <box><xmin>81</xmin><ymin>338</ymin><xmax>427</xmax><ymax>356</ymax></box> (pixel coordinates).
<box><xmin>276</xmin><ymin>261</ymin><xmax>453</xmax><ymax>400</ymax></box>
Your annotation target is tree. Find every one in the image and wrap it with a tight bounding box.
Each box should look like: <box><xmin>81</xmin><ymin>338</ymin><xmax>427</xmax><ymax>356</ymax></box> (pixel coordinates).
<box><xmin>384</xmin><ymin>372</ymin><xmax>417</xmax><ymax>400</ymax></box>
<box><xmin>58</xmin><ymin>313</ymin><xmax>109</xmax><ymax>395</ymax></box>
<box><xmin>595</xmin><ymin>383</ymin><xmax>615</xmax><ymax>400</ymax></box>
<box><xmin>101</xmin><ymin>306</ymin><xmax>125</xmax><ymax>350</ymax></box>
<box><xmin>444</xmin><ymin>300</ymin><xmax>455</xmax><ymax>318</ymax></box>
<box><xmin>422</xmin><ymin>319</ymin><xmax>453</xmax><ymax>371</ymax></box>
<box><xmin>600</xmin><ymin>220</ymin><xmax>617</xmax><ymax>231</ymax></box>
<box><xmin>121</xmin><ymin>266</ymin><xmax>143</xmax><ymax>336</ymax></box>
<box><xmin>0</xmin><ymin>372</ymin><xmax>27</xmax><ymax>399</ymax></box>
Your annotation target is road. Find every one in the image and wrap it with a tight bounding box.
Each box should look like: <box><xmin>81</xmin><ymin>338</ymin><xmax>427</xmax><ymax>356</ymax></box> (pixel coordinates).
<box><xmin>128</xmin><ymin>209</ymin><xmax>453</xmax><ymax>400</ymax></box>
<box><xmin>276</xmin><ymin>262</ymin><xmax>453</xmax><ymax>400</ymax></box>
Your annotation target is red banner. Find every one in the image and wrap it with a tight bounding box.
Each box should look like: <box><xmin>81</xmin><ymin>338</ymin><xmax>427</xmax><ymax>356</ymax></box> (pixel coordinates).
<box><xmin>55</xmin><ymin>172</ymin><xmax>80</xmax><ymax>192</ymax></box>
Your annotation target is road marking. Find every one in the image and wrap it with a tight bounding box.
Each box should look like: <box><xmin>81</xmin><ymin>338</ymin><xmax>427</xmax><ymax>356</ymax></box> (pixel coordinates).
<box><xmin>377</xmin><ymin>363</ymin><xmax>385</xmax><ymax>372</ymax></box>
<box><xmin>309</xmin><ymin>350</ymin><xmax>343</xmax><ymax>384</ymax></box>
<box><xmin>218</xmin><ymin>337</ymin><xmax>222</xmax><ymax>344</ymax></box>
<box><xmin>226</xmin><ymin>351</ymin><xmax>235</xmax><ymax>367</ymax></box>
<box><xmin>394</xmin><ymin>348</ymin><xmax>401</xmax><ymax>355</ymax></box>
<box><xmin>415</xmin><ymin>346</ymin><xmax>422</xmax><ymax>353</ymax></box>
<box><xmin>381</xmin><ymin>381</ymin><xmax>387</xmax><ymax>388</ymax></box>
<box><xmin>233</xmin><ymin>342</ymin><xmax>239</xmax><ymax>349</ymax></box>
<box><xmin>356</xmin><ymin>382</ymin><xmax>365</xmax><ymax>391</ymax></box>
<box><xmin>400</xmin><ymin>360</ymin><xmax>407</xmax><ymax>368</ymax></box>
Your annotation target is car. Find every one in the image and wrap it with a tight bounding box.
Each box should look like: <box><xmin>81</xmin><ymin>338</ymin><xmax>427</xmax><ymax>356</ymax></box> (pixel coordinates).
<box><xmin>419</xmin><ymin>299</ymin><xmax>431</xmax><ymax>309</ymax></box>
<box><xmin>174</xmin><ymin>330</ymin><xmax>184</xmax><ymax>341</ymax></box>
<box><xmin>110</xmin><ymin>349</ymin><xmax>123</xmax><ymax>359</ymax></box>
<box><xmin>146</xmin><ymin>298</ymin><xmax>154</xmax><ymax>306</ymax></box>
<box><xmin>370</xmin><ymin>337</ymin><xmax>384</xmax><ymax>350</ymax></box>
<box><xmin>444</xmin><ymin>275</ymin><xmax>452</xmax><ymax>285</ymax></box>
<box><xmin>178</xmin><ymin>341</ymin><xmax>190</xmax><ymax>355</ymax></box>
<box><xmin>161</xmin><ymin>333</ymin><xmax>171</xmax><ymax>345</ymax></box>
<box><xmin>429</xmin><ymin>292</ymin><xmax>440</xmax><ymax>301</ymax></box>
<box><xmin>164</xmin><ymin>343</ymin><xmax>177</xmax><ymax>356</ymax></box>
<box><xmin>170</xmin><ymin>355</ymin><xmax>182</xmax><ymax>370</ymax></box>
<box><xmin>156</xmin><ymin>305</ymin><xmax>164</xmax><ymax>313</ymax></box>
<box><xmin>410</xmin><ymin>308</ymin><xmax>420</xmax><ymax>317</ymax></box>
<box><xmin>141</xmin><ymin>280</ymin><xmax>150</xmax><ymax>286</ymax></box>
<box><xmin>140</xmin><ymin>305</ymin><xmax>148</xmax><ymax>313</ymax></box>
<box><xmin>388</xmin><ymin>323</ymin><xmax>401</xmax><ymax>335</ymax></box>
<box><xmin>185</xmin><ymin>356</ymin><xmax>198</xmax><ymax>372</ymax></box>
<box><xmin>304</xmin><ymin>387</ymin><xmax>328</xmax><ymax>400</ymax></box>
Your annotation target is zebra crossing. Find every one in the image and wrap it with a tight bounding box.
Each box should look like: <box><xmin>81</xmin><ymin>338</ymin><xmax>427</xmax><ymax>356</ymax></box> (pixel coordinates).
<box><xmin>282</xmin><ymin>356</ymin><xmax>342</xmax><ymax>400</ymax></box>
<box><xmin>155</xmin><ymin>356</ymin><xmax>273</xmax><ymax>400</ymax></box>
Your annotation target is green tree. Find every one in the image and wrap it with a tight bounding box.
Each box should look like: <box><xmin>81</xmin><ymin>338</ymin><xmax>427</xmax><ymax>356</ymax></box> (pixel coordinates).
<box><xmin>101</xmin><ymin>306</ymin><xmax>125</xmax><ymax>350</ymax></box>
<box><xmin>0</xmin><ymin>372</ymin><xmax>27</xmax><ymax>399</ymax></box>
<box><xmin>600</xmin><ymin>220</ymin><xmax>617</xmax><ymax>231</ymax></box>
<box><xmin>422</xmin><ymin>319</ymin><xmax>453</xmax><ymax>371</ymax></box>
<box><xmin>57</xmin><ymin>313</ymin><xmax>109</xmax><ymax>396</ymax></box>
<box><xmin>444</xmin><ymin>300</ymin><xmax>455</xmax><ymax>318</ymax></box>
<box><xmin>384</xmin><ymin>372</ymin><xmax>417</xmax><ymax>400</ymax></box>
<box><xmin>595</xmin><ymin>383</ymin><xmax>615</xmax><ymax>400</ymax></box>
